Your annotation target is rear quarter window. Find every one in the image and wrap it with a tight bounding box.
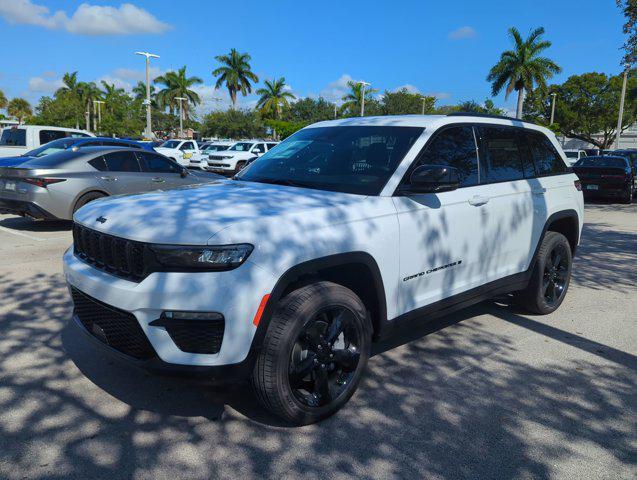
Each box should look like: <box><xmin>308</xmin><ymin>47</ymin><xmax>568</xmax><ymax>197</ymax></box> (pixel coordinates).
<box><xmin>39</xmin><ymin>130</ymin><xmax>69</xmax><ymax>145</ymax></box>
<box><xmin>0</xmin><ymin>128</ymin><xmax>26</xmax><ymax>146</ymax></box>
<box><xmin>526</xmin><ymin>132</ymin><xmax>568</xmax><ymax>176</ymax></box>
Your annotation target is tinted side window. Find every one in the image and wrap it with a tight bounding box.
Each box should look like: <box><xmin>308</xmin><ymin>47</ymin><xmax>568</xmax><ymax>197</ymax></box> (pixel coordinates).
<box><xmin>480</xmin><ymin>126</ymin><xmax>526</xmax><ymax>183</ymax></box>
<box><xmin>526</xmin><ymin>132</ymin><xmax>568</xmax><ymax>176</ymax></box>
<box><xmin>253</xmin><ymin>143</ymin><xmax>266</xmax><ymax>153</ymax></box>
<box><xmin>89</xmin><ymin>157</ymin><xmax>108</xmax><ymax>171</ymax></box>
<box><xmin>103</xmin><ymin>140</ymin><xmax>139</xmax><ymax>148</ymax></box>
<box><xmin>81</xmin><ymin>141</ymin><xmax>101</xmax><ymax>147</ymax></box>
<box><xmin>180</xmin><ymin>142</ymin><xmax>195</xmax><ymax>151</ymax></box>
<box><xmin>267</xmin><ymin>143</ymin><xmax>278</xmax><ymax>150</ymax></box>
<box><xmin>0</xmin><ymin>128</ymin><xmax>26</xmax><ymax>146</ymax></box>
<box><xmin>103</xmin><ymin>151</ymin><xmax>141</xmax><ymax>172</ymax></box>
<box><xmin>39</xmin><ymin>130</ymin><xmax>68</xmax><ymax>144</ymax></box>
<box><xmin>412</xmin><ymin>126</ymin><xmax>479</xmax><ymax>187</ymax></box>
<box><xmin>137</xmin><ymin>152</ymin><xmax>180</xmax><ymax>173</ymax></box>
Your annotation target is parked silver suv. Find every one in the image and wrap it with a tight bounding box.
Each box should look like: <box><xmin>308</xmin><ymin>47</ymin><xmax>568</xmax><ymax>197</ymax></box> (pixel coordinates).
<box><xmin>0</xmin><ymin>147</ymin><xmax>219</xmax><ymax>220</ymax></box>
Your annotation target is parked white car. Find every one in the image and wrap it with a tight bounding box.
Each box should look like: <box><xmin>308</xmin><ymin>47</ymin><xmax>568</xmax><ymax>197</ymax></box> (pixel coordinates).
<box><xmin>64</xmin><ymin>114</ymin><xmax>583</xmax><ymax>425</ymax></box>
<box><xmin>0</xmin><ymin>125</ymin><xmax>94</xmax><ymax>157</ymax></box>
<box><xmin>154</xmin><ymin>139</ymin><xmax>199</xmax><ymax>166</ymax></box>
<box><xmin>190</xmin><ymin>140</ymin><xmax>235</xmax><ymax>170</ymax></box>
<box><xmin>563</xmin><ymin>149</ymin><xmax>587</xmax><ymax>166</ymax></box>
<box><xmin>206</xmin><ymin>140</ymin><xmax>279</xmax><ymax>174</ymax></box>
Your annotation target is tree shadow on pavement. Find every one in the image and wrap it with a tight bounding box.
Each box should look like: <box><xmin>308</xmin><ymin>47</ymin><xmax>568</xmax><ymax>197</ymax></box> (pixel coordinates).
<box><xmin>0</xmin><ymin>215</ymin><xmax>72</xmax><ymax>232</ymax></box>
<box><xmin>0</xmin><ymin>270</ymin><xmax>635</xmax><ymax>479</ymax></box>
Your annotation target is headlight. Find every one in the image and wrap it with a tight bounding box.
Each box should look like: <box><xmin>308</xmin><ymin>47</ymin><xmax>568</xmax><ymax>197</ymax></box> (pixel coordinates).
<box><xmin>149</xmin><ymin>244</ymin><xmax>253</xmax><ymax>271</ymax></box>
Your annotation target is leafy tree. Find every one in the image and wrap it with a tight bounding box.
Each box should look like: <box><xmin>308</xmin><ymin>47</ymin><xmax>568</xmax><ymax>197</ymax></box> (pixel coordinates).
<box><xmin>154</xmin><ymin>66</ymin><xmax>203</xmax><ymax>119</ymax></box>
<box><xmin>7</xmin><ymin>98</ymin><xmax>32</xmax><ymax>123</ymax></box>
<box><xmin>283</xmin><ymin>97</ymin><xmax>336</xmax><ymax>123</ymax></box>
<box><xmin>264</xmin><ymin>119</ymin><xmax>305</xmax><ymax>139</ymax></box>
<box><xmin>78</xmin><ymin>81</ymin><xmax>102</xmax><ymax>131</ymax></box>
<box><xmin>201</xmin><ymin>109</ymin><xmax>265</xmax><ymax>138</ymax></box>
<box><xmin>55</xmin><ymin>72</ymin><xmax>85</xmax><ymax>128</ymax></box>
<box><xmin>256</xmin><ymin>77</ymin><xmax>295</xmax><ymax>119</ymax></box>
<box><xmin>382</xmin><ymin>88</ymin><xmax>436</xmax><ymax>115</ymax></box>
<box><xmin>0</xmin><ymin>90</ymin><xmax>7</xmax><ymax>110</ymax></box>
<box><xmin>541</xmin><ymin>72</ymin><xmax>637</xmax><ymax>149</ymax></box>
<box><xmin>340</xmin><ymin>81</ymin><xmax>378</xmax><ymax>116</ymax></box>
<box><xmin>487</xmin><ymin>27</ymin><xmax>561</xmax><ymax>118</ymax></box>
<box><xmin>212</xmin><ymin>49</ymin><xmax>259</xmax><ymax>108</ymax></box>
<box><xmin>132</xmin><ymin>81</ymin><xmax>157</xmax><ymax>105</ymax></box>
<box><xmin>617</xmin><ymin>0</ymin><xmax>637</xmax><ymax>64</ymax></box>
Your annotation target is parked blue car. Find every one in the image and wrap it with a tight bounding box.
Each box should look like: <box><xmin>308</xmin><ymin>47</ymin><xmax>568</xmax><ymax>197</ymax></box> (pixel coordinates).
<box><xmin>0</xmin><ymin>137</ymin><xmax>154</xmax><ymax>167</ymax></box>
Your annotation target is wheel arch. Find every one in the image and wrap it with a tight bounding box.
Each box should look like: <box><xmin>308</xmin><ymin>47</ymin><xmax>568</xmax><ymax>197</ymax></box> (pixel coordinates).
<box><xmin>544</xmin><ymin>209</ymin><xmax>579</xmax><ymax>254</ymax></box>
<box><xmin>254</xmin><ymin>252</ymin><xmax>388</xmax><ymax>349</ymax></box>
<box><xmin>71</xmin><ymin>189</ymin><xmax>109</xmax><ymax>217</ymax></box>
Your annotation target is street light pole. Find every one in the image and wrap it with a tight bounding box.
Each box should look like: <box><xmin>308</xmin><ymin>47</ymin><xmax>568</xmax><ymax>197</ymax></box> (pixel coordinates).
<box><xmin>615</xmin><ymin>64</ymin><xmax>630</xmax><ymax>149</ymax></box>
<box><xmin>357</xmin><ymin>81</ymin><xmax>370</xmax><ymax>117</ymax></box>
<box><xmin>93</xmin><ymin>100</ymin><xmax>105</xmax><ymax>134</ymax></box>
<box><xmin>549</xmin><ymin>93</ymin><xmax>557</xmax><ymax>125</ymax></box>
<box><xmin>135</xmin><ymin>51</ymin><xmax>160</xmax><ymax>139</ymax></box>
<box><xmin>175</xmin><ymin>97</ymin><xmax>187</xmax><ymax>137</ymax></box>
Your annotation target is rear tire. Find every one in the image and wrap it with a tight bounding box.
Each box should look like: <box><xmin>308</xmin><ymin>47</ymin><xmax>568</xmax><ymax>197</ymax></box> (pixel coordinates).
<box><xmin>251</xmin><ymin>281</ymin><xmax>372</xmax><ymax>425</ymax></box>
<box><xmin>73</xmin><ymin>191</ymin><xmax>106</xmax><ymax>214</ymax></box>
<box><xmin>516</xmin><ymin>231</ymin><xmax>572</xmax><ymax>315</ymax></box>
<box><xmin>621</xmin><ymin>185</ymin><xmax>632</xmax><ymax>204</ymax></box>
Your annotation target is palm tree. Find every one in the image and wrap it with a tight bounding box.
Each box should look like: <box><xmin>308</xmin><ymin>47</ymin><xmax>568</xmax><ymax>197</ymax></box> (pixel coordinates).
<box><xmin>340</xmin><ymin>81</ymin><xmax>378</xmax><ymax>116</ymax></box>
<box><xmin>132</xmin><ymin>81</ymin><xmax>157</xmax><ymax>104</ymax></box>
<box><xmin>154</xmin><ymin>66</ymin><xmax>203</xmax><ymax>119</ymax></box>
<box><xmin>7</xmin><ymin>98</ymin><xmax>32</xmax><ymax>124</ymax></box>
<box><xmin>0</xmin><ymin>90</ymin><xmax>7</xmax><ymax>111</ymax></box>
<box><xmin>55</xmin><ymin>71</ymin><xmax>80</xmax><ymax>96</ymax></box>
<box><xmin>212</xmin><ymin>49</ymin><xmax>259</xmax><ymax>108</ymax></box>
<box><xmin>256</xmin><ymin>78</ymin><xmax>295</xmax><ymax>119</ymax></box>
<box><xmin>487</xmin><ymin>27</ymin><xmax>561</xmax><ymax>118</ymax></box>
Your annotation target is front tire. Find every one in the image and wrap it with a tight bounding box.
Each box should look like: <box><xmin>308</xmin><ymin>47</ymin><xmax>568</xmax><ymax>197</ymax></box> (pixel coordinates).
<box><xmin>517</xmin><ymin>231</ymin><xmax>572</xmax><ymax>314</ymax></box>
<box><xmin>252</xmin><ymin>281</ymin><xmax>372</xmax><ymax>425</ymax></box>
<box><xmin>621</xmin><ymin>185</ymin><xmax>632</xmax><ymax>204</ymax></box>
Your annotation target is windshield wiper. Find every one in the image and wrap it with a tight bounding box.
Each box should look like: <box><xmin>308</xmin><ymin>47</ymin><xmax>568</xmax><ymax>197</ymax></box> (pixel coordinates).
<box><xmin>253</xmin><ymin>178</ymin><xmax>310</xmax><ymax>188</ymax></box>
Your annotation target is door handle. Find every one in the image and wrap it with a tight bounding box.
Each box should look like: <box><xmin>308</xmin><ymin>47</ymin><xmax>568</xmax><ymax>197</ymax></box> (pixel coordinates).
<box><xmin>468</xmin><ymin>195</ymin><xmax>490</xmax><ymax>206</ymax></box>
<box><xmin>532</xmin><ymin>188</ymin><xmax>547</xmax><ymax>195</ymax></box>
<box><xmin>100</xmin><ymin>176</ymin><xmax>116</xmax><ymax>182</ymax></box>
<box><xmin>151</xmin><ymin>177</ymin><xmax>165</xmax><ymax>183</ymax></box>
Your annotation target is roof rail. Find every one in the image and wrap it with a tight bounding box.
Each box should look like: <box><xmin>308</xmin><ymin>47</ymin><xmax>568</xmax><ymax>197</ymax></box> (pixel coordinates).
<box><xmin>447</xmin><ymin>112</ymin><xmax>521</xmax><ymax>120</ymax></box>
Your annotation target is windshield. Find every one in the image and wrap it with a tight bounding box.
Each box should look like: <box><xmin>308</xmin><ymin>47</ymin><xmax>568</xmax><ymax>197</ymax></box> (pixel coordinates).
<box><xmin>25</xmin><ymin>138</ymin><xmax>78</xmax><ymax>157</ymax></box>
<box><xmin>237</xmin><ymin>126</ymin><xmax>423</xmax><ymax>195</ymax></box>
<box><xmin>0</xmin><ymin>128</ymin><xmax>26</xmax><ymax>146</ymax></box>
<box><xmin>160</xmin><ymin>140</ymin><xmax>181</xmax><ymax>149</ymax></box>
<box><xmin>576</xmin><ymin>157</ymin><xmax>627</xmax><ymax>168</ymax></box>
<box><xmin>228</xmin><ymin>142</ymin><xmax>254</xmax><ymax>151</ymax></box>
<box><xmin>206</xmin><ymin>144</ymin><xmax>230</xmax><ymax>152</ymax></box>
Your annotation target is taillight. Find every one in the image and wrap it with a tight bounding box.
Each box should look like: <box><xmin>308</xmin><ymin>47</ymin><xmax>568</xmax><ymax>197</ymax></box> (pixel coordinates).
<box><xmin>22</xmin><ymin>178</ymin><xmax>66</xmax><ymax>188</ymax></box>
<box><xmin>574</xmin><ymin>180</ymin><xmax>582</xmax><ymax>191</ymax></box>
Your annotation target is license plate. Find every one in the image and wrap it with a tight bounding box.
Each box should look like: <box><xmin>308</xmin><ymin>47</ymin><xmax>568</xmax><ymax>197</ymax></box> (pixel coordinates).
<box><xmin>3</xmin><ymin>181</ymin><xmax>15</xmax><ymax>191</ymax></box>
<box><xmin>587</xmin><ymin>184</ymin><xmax>599</xmax><ymax>191</ymax></box>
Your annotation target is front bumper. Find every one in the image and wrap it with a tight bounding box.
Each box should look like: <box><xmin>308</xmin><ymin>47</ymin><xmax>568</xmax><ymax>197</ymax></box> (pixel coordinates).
<box><xmin>63</xmin><ymin>247</ymin><xmax>276</xmax><ymax>374</ymax></box>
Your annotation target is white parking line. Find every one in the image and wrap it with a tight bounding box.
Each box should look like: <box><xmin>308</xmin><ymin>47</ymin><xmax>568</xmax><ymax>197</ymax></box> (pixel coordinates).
<box><xmin>0</xmin><ymin>225</ymin><xmax>47</xmax><ymax>242</ymax></box>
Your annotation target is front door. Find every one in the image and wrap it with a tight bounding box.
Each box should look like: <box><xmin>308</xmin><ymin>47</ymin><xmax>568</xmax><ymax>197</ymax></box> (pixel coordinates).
<box><xmin>394</xmin><ymin>125</ymin><xmax>490</xmax><ymax>314</ymax></box>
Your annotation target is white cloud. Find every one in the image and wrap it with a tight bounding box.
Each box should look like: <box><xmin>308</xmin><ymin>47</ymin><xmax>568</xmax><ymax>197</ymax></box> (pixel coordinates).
<box><xmin>28</xmin><ymin>75</ymin><xmax>64</xmax><ymax>94</ymax></box>
<box><xmin>448</xmin><ymin>26</ymin><xmax>477</xmax><ymax>40</ymax></box>
<box><xmin>0</xmin><ymin>0</ymin><xmax>171</xmax><ymax>35</ymax></box>
<box><xmin>319</xmin><ymin>74</ymin><xmax>355</xmax><ymax>103</ymax></box>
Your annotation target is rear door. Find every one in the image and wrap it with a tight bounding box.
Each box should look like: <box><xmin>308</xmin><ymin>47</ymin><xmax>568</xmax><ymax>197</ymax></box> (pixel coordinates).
<box><xmin>98</xmin><ymin>151</ymin><xmax>149</xmax><ymax>194</ymax></box>
<box><xmin>474</xmin><ymin>125</ymin><xmax>539</xmax><ymax>282</ymax></box>
<box><xmin>137</xmin><ymin>151</ymin><xmax>188</xmax><ymax>189</ymax></box>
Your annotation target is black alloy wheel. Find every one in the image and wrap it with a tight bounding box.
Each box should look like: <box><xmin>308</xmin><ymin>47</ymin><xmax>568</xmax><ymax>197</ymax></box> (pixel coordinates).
<box><xmin>542</xmin><ymin>243</ymin><xmax>569</xmax><ymax>306</ymax></box>
<box><xmin>288</xmin><ymin>306</ymin><xmax>362</xmax><ymax>408</ymax></box>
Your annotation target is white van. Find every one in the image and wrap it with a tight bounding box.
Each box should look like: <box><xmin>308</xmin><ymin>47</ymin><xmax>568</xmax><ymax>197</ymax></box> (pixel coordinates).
<box><xmin>0</xmin><ymin>125</ymin><xmax>94</xmax><ymax>157</ymax></box>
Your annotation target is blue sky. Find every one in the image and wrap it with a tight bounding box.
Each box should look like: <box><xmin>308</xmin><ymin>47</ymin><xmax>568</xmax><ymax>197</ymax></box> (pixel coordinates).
<box><xmin>0</xmin><ymin>0</ymin><xmax>628</xmax><ymax>116</ymax></box>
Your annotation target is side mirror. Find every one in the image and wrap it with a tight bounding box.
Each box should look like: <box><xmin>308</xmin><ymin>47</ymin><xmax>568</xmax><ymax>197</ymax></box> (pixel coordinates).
<box><xmin>406</xmin><ymin>165</ymin><xmax>460</xmax><ymax>194</ymax></box>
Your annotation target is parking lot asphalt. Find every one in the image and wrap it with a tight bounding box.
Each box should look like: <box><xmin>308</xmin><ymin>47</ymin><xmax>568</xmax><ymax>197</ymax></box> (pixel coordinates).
<box><xmin>0</xmin><ymin>202</ymin><xmax>635</xmax><ymax>480</ymax></box>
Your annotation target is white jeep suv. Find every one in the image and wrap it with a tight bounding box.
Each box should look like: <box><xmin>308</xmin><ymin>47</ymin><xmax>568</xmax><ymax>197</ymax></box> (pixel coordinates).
<box><xmin>64</xmin><ymin>114</ymin><xmax>583</xmax><ymax>425</ymax></box>
<box><xmin>206</xmin><ymin>140</ymin><xmax>279</xmax><ymax>175</ymax></box>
